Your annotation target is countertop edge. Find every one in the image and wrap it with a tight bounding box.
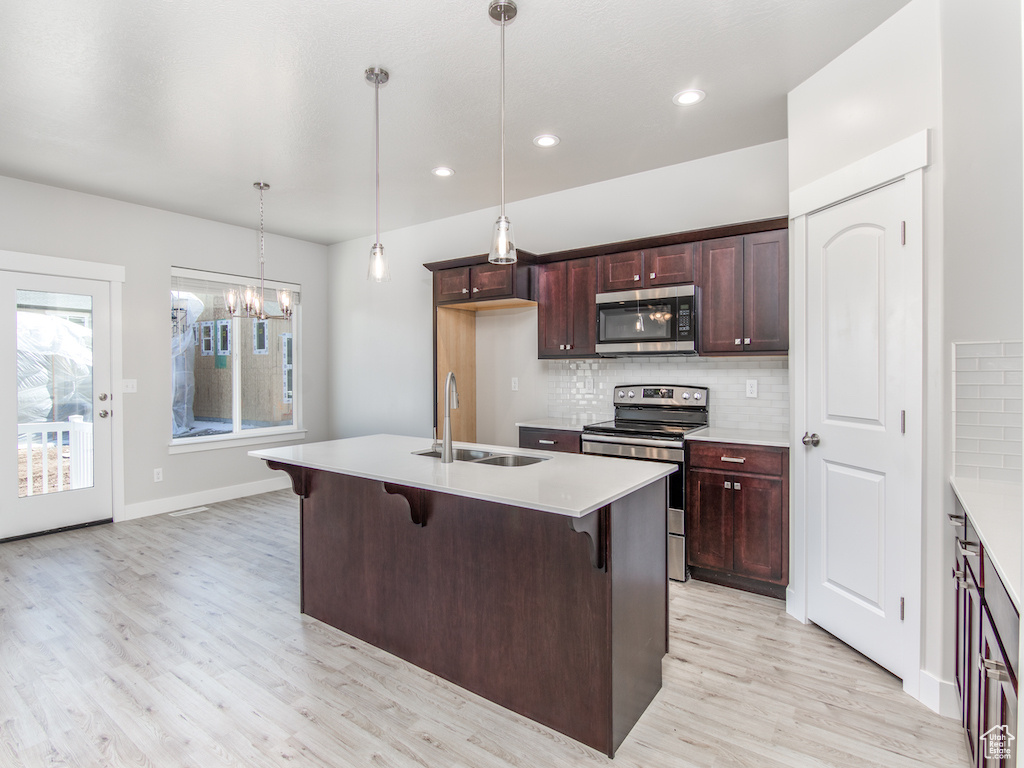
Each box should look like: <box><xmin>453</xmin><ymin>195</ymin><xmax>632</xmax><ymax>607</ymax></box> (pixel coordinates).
<box><xmin>684</xmin><ymin>427</ymin><xmax>791</xmax><ymax>448</ymax></box>
<box><xmin>950</xmin><ymin>475</ymin><xmax>1022</xmax><ymax>610</ymax></box>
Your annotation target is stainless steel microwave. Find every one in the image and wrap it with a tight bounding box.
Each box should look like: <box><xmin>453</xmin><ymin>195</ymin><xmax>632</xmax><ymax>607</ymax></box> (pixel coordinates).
<box><xmin>595</xmin><ymin>284</ymin><xmax>696</xmax><ymax>355</ymax></box>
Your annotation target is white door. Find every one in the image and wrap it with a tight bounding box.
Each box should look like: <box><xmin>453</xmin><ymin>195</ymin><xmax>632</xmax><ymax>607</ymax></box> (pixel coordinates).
<box><xmin>805</xmin><ymin>180</ymin><xmax>909</xmax><ymax>678</ymax></box>
<box><xmin>1</xmin><ymin>272</ymin><xmax>113</xmax><ymax>539</ymax></box>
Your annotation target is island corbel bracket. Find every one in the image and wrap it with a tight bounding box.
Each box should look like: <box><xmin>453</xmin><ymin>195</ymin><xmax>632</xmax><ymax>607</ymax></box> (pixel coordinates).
<box><xmin>265</xmin><ymin>460</ymin><xmax>309</xmax><ymax>499</ymax></box>
<box><xmin>568</xmin><ymin>508</ymin><xmax>608</xmax><ymax>571</ymax></box>
<box><xmin>383</xmin><ymin>483</ymin><xmax>428</xmax><ymax>526</ymax></box>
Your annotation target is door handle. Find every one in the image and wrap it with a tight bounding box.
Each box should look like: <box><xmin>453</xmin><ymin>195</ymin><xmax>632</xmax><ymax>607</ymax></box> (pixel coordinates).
<box><xmin>98</xmin><ymin>393</ymin><xmax>108</xmax><ymax>402</ymax></box>
<box><xmin>802</xmin><ymin>432</ymin><xmax>820</xmax><ymax>447</ymax></box>
<box><xmin>98</xmin><ymin>410</ymin><xmax>110</xmax><ymax>419</ymax></box>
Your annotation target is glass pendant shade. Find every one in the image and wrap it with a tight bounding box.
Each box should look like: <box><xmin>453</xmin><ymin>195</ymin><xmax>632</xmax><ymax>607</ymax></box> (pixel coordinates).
<box><xmin>277</xmin><ymin>289</ymin><xmax>294</xmax><ymax>319</ymax></box>
<box><xmin>488</xmin><ymin>216</ymin><xmax>516</xmax><ymax>264</ymax></box>
<box><xmin>224</xmin><ymin>286</ymin><xmax>240</xmax><ymax>316</ymax></box>
<box><xmin>368</xmin><ymin>243</ymin><xmax>390</xmax><ymax>282</ymax></box>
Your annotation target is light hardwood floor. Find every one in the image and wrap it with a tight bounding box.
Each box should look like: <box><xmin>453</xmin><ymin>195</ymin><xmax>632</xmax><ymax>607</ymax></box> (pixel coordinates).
<box><xmin>0</xmin><ymin>490</ymin><xmax>969</xmax><ymax>767</ymax></box>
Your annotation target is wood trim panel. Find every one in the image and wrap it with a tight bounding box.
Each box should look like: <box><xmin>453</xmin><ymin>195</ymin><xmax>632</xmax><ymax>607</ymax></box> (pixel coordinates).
<box><xmin>435</xmin><ymin>307</ymin><xmax>476</xmax><ymax>442</ymax></box>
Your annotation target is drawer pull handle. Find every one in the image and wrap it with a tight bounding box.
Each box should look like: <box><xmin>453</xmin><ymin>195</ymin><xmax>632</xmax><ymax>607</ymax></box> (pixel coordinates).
<box><xmin>538</xmin><ymin>439</ymin><xmax>556</xmax><ymax>445</ymax></box>
<box><xmin>948</xmin><ymin>513</ymin><xmax>966</xmax><ymax>527</ymax></box>
<box><xmin>957</xmin><ymin>538</ymin><xmax>979</xmax><ymax>556</ymax></box>
<box><xmin>724</xmin><ymin>481</ymin><xmax>732</xmax><ymax>489</ymax></box>
<box><xmin>721</xmin><ymin>457</ymin><xmax>746</xmax><ymax>464</ymax></box>
<box><xmin>951</xmin><ymin>567</ymin><xmax>967</xmax><ymax>586</ymax></box>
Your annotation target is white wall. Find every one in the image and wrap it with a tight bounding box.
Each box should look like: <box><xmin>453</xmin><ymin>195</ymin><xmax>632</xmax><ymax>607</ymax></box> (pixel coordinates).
<box><xmin>328</xmin><ymin>140</ymin><xmax>789</xmax><ymax>440</ymax></box>
<box><xmin>941</xmin><ymin>0</ymin><xmax>1023</xmax><ymax>344</ymax></box>
<box><xmin>0</xmin><ymin>175</ymin><xmax>330</xmax><ymax>515</ymax></box>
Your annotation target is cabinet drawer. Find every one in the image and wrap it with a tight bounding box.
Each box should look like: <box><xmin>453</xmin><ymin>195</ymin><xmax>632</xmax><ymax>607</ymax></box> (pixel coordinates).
<box><xmin>983</xmin><ymin>551</ymin><xmax>1019</xmax><ymax>682</ymax></box>
<box><xmin>687</xmin><ymin>441</ymin><xmax>783</xmax><ymax>476</ymax></box>
<box><xmin>519</xmin><ymin>427</ymin><xmax>581</xmax><ymax>454</ymax></box>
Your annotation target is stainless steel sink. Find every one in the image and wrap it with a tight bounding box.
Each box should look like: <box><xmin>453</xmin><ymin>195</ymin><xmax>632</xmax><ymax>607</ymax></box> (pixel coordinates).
<box><xmin>473</xmin><ymin>454</ymin><xmax>548</xmax><ymax>467</ymax></box>
<box><xmin>413</xmin><ymin>448</ymin><xmax>548</xmax><ymax>467</ymax></box>
<box><xmin>413</xmin><ymin>448</ymin><xmax>499</xmax><ymax>461</ymax></box>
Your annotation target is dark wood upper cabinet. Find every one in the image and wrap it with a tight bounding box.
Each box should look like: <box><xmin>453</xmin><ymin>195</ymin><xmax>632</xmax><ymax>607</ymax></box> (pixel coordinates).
<box><xmin>435</xmin><ymin>266</ymin><xmax>471</xmax><ymax>303</ymax></box>
<box><xmin>598</xmin><ymin>251</ymin><xmax>644</xmax><ymax>292</ymax></box>
<box><xmin>598</xmin><ymin>245</ymin><xmax>694</xmax><ymax>292</ymax></box>
<box><xmin>698</xmin><ymin>230</ymin><xmax>788</xmax><ymax>355</ymax></box>
<box><xmin>538</xmin><ymin>258</ymin><xmax>598</xmax><ymax>358</ymax></box>
<box><xmin>434</xmin><ymin>263</ymin><xmax>528</xmax><ymax>305</ymax></box>
<box><xmin>743</xmin><ymin>231</ymin><xmax>789</xmax><ymax>352</ymax></box>
<box><xmin>646</xmin><ymin>244</ymin><xmax>694</xmax><ymax>286</ymax></box>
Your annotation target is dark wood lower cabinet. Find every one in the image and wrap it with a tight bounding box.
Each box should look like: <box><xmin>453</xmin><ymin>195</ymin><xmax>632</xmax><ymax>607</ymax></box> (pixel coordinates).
<box><xmin>268</xmin><ymin>462</ymin><xmax>667</xmax><ymax>758</ymax></box>
<box><xmin>519</xmin><ymin>427</ymin><xmax>582</xmax><ymax>453</ymax></box>
<box><xmin>686</xmin><ymin>442</ymin><xmax>788</xmax><ymax>599</ymax></box>
<box><xmin>952</xmin><ymin>500</ymin><xmax>1019</xmax><ymax>767</ymax></box>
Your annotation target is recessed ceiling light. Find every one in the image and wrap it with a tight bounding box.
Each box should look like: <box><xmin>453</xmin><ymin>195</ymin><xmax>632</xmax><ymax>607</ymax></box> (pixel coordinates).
<box><xmin>431</xmin><ymin>166</ymin><xmax>455</xmax><ymax>177</ymax></box>
<box><xmin>672</xmin><ymin>89</ymin><xmax>706</xmax><ymax>106</ymax></box>
<box><xmin>532</xmin><ymin>134</ymin><xmax>560</xmax><ymax>148</ymax></box>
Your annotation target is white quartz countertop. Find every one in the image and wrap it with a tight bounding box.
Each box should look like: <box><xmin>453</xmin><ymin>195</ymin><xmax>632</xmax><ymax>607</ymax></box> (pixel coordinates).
<box><xmin>250</xmin><ymin>434</ymin><xmax>675</xmax><ymax>519</ymax></box>
<box><xmin>950</xmin><ymin>476</ymin><xmax>1022</xmax><ymax>609</ymax></box>
<box><xmin>685</xmin><ymin>426</ymin><xmax>790</xmax><ymax>448</ymax></box>
<box><xmin>515</xmin><ymin>416</ymin><xmax>605</xmax><ymax>433</ymax></box>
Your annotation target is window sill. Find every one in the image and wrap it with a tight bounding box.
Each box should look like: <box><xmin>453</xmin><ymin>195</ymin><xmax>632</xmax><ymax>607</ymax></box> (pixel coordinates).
<box><xmin>168</xmin><ymin>429</ymin><xmax>308</xmax><ymax>454</ymax></box>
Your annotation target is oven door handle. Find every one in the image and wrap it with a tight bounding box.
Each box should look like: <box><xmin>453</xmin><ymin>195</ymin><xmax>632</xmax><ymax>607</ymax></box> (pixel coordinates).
<box><xmin>582</xmin><ymin>434</ymin><xmax>685</xmax><ymax>449</ymax></box>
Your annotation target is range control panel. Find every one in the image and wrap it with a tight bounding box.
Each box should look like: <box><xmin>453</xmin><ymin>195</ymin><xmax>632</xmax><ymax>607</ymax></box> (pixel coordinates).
<box><xmin>613</xmin><ymin>384</ymin><xmax>709</xmax><ymax>407</ymax></box>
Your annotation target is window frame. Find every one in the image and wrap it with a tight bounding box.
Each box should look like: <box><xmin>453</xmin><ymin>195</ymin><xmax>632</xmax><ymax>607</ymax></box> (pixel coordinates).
<box><xmin>169</xmin><ymin>267</ymin><xmax>305</xmax><ymax>452</ymax></box>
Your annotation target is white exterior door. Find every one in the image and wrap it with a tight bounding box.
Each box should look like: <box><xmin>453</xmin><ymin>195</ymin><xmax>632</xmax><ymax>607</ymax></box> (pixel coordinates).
<box><xmin>1</xmin><ymin>271</ymin><xmax>113</xmax><ymax>539</ymax></box>
<box><xmin>804</xmin><ymin>180</ymin><xmax>909</xmax><ymax>678</ymax></box>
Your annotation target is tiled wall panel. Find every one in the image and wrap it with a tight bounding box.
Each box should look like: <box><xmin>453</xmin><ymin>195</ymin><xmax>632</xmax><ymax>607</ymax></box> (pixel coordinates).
<box><xmin>953</xmin><ymin>341</ymin><xmax>1023</xmax><ymax>482</ymax></box>
<box><xmin>546</xmin><ymin>356</ymin><xmax>789</xmax><ymax>432</ymax></box>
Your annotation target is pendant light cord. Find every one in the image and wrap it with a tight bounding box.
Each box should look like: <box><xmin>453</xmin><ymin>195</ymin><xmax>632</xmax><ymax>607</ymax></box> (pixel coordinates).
<box><xmin>499</xmin><ymin>15</ymin><xmax>506</xmax><ymax>217</ymax></box>
<box><xmin>375</xmin><ymin>77</ymin><xmax>381</xmax><ymax>245</ymax></box>
<box><xmin>258</xmin><ymin>183</ymin><xmax>266</xmax><ymax>313</ymax></box>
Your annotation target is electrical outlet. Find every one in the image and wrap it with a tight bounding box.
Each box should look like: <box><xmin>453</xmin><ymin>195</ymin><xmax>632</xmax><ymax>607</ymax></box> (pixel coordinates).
<box><xmin>511</xmin><ymin>377</ymin><xmax>519</xmax><ymax>392</ymax></box>
<box><xmin>153</xmin><ymin>468</ymin><xmax>163</xmax><ymax>482</ymax></box>
<box><xmin>122</xmin><ymin>379</ymin><xmax>138</xmax><ymax>393</ymax></box>
<box><xmin>746</xmin><ymin>379</ymin><xmax>758</xmax><ymax>398</ymax></box>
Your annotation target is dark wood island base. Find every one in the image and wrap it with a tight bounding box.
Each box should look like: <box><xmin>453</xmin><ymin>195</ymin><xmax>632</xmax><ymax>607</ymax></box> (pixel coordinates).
<box><xmin>267</xmin><ymin>461</ymin><xmax>668</xmax><ymax>757</ymax></box>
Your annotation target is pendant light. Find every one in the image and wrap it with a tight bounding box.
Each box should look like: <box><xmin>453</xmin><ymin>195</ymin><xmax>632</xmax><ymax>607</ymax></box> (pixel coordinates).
<box><xmin>488</xmin><ymin>0</ymin><xmax>517</xmax><ymax>264</ymax></box>
<box><xmin>224</xmin><ymin>182</ymin><xmax>292</xmax><ymax>320</ymax></box>
<box><xmin>366</xmin><ymin>67</ymin><xmax>391</xmax><ymax>282</ymax></box>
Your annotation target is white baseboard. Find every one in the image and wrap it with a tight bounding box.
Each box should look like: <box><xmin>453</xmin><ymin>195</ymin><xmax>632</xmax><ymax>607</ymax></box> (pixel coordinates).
<box><xmin>119</xmin><ymin>476</ymin><xmax>291</xmax><ymax>522</ymax></box>
<box><xmin>918</xmin><ymin>669</ymin><xmax>959</xmax><ymax>718</ymax></box>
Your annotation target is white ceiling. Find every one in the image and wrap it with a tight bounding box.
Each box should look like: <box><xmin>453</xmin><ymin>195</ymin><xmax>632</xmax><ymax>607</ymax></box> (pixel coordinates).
<box><xmin>0</xmin><ymin>0</ymin><xmax>911</xmax><ymax>245</ymax></box>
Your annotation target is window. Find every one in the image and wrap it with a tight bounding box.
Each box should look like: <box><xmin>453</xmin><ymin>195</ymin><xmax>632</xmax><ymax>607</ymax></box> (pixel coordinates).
<box><xmin>171</xmin><ymin>267</ymin><xmax>301</xmax><ymax>446</ymax></box>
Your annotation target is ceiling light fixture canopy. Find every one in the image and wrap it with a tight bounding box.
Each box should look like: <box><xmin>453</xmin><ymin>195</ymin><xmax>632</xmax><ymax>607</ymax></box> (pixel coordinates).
<box><xmin>488</xmin><ymin>0</ymin><xmax>517</xmax><ymax>265</ymax></box>
<box><xmin>366</xmin><ymin>66</ymin><xmax>391</xmax><ymax>282</ymax></box>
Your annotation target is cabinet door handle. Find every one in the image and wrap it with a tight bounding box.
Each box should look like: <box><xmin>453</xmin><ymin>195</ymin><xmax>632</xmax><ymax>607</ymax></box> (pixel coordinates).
<box><xmin>633</xmin><ymin>274</ymin><xmax>640</xmax><ymax>282</ymax></box>
<box><xmin>735</xmin><ymin>338</ymin><xmax>742</xmax><ymax>345</ymax></box>
<box><xmin>538</xmin><ymin>439</ymin><xmax>556</xmax><ymax>445</ymax></box>
<box><xmin>724</xmin><ymin>481</ymin><xmax>732</xmax><ymax>489</ymax></box>
<box><xmin>982</xmin><ymin>657</ymin><xmax>1011</xmax><ymax>682</ymax></box>
<box><xmin>566</xmin><ymin>344</ymin><xmax>572</xmax><ymax>350</ymax></box>
<box><xmin>461</xmin><ymin>288</ymin><xmax>469</xmax><ymax>294</ymax></box>
<box><xmin>948</xmin><ymin>513</ymin><xmax>966</xmax><ymax>527</ymax></box>
<box><xmin>957</xmin><ymin>538</ymin><xmax>979</xmax><ymax>556</ymax></box>
<box><xmin>650</xmin><ymin>272</ymin><xmax>656</xmax><ymax>279</ymax></box>
<box><xmin>473</xmin><ymin>287</ymin><xmax>479</xmax><ymax>293</ymax></box>
<box><xmin>744</xmin><ymin>337</ymin><xmax>751</xmax><ymax>344</ymax></box>
<box><xmin>733</xmin><ymin>481</ymin><xmax>741</xmax><ymax>490</ymax></box>
<box><xmin>721</xmin><ymin>456</ymin><xmax>745</xmax><ymax>464</ymax></box>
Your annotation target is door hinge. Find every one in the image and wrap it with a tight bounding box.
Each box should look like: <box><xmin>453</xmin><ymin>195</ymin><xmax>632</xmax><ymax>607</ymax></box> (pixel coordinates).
<box><xmin>901</xmin><ymin>410</ymin><xmax>906</xmax><ymax>434</ymax></box>
<box><xmin>900</xmin><ymin>597</ymin><xmax>905</xmax><ymax>621</ymax></box>
<box><xmin>900</xmin><ymin>221</ymin><xmax>906</xmax><ymax>245</ymax></box>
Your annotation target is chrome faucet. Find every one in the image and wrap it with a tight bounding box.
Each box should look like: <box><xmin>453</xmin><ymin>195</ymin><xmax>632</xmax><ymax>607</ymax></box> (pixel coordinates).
<box><xmin>441</xmin><ymin>371</ymin><xmax>459</xmax><ymax>463</ymax></box>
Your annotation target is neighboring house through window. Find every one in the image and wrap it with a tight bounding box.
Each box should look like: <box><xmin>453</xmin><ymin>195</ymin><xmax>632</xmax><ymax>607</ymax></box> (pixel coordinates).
<box><xmin>170</xmin><ymin>267</ymin><xmax>301</xmax><ymax>447</ymax></box>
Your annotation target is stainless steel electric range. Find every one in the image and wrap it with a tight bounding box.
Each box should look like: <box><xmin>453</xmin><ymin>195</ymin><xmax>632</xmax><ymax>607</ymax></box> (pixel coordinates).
<box><xmin>581</xmin><ymin>384</ymin><xmax>710</xmax><ymax>581</ymax></box>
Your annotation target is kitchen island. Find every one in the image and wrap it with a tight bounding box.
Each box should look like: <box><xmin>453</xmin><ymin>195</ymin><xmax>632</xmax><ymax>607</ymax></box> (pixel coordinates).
<box><xmin>251</xmin><ymin>434</ymin><xmax>674</xmax><ymax>757</ymax></box>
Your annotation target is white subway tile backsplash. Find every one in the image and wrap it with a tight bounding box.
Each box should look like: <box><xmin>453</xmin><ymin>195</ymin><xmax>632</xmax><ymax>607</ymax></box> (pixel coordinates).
<box><xmin>953</xmin><ymin>340</ymin><xmax>1022</xmax><ymax>481</ymax></box>
<box><xmin>546</xmin><ymin>355</ymin><xmax>789</xmax><ymax>431</ymax></box>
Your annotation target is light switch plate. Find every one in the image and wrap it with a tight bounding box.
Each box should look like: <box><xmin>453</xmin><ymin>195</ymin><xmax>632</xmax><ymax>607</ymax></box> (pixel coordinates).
<box><xmin>122</xmin><ymin>379</ymin><xmax>138</xmax><ymax>393</ymax></box>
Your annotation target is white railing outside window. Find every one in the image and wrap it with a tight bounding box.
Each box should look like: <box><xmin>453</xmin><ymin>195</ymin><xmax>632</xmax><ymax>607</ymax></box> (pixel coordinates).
<box><xmin>18</xmin><ymin>416</ymin><xmax>93</xmax><ymax>496</ymax></box>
